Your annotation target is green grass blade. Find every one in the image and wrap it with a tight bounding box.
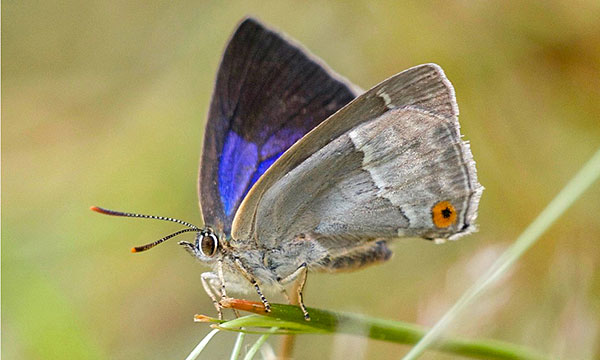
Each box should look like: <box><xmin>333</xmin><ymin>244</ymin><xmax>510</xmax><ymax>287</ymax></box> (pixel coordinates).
<box><xmin>402</xmin><ymin>147</ymin><xmax>600</xmax><ymax>359</ymax></box>
<box><xmin>211</xmin><ymin>300</ymin><xmax>548</xmax><ymax>360</ymax></box>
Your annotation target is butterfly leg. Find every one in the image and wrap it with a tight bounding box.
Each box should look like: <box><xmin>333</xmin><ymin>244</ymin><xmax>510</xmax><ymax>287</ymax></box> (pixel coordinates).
<box><xmin>217</xmin><ymin>259</ymin><xmax>240</xmax><ymax>318</ymax></box>
<box><xmin>233</xmin><ymin>258</ymin><xmax>271</xmax><ymax>312</ymax></box>
<box><xmin>217</xmin><ymin>259</ymin><xmax>227</xmax><ymax>299</ymax></box>
<box><xmin>279</xmin><ymin>263</ymin><xmax>310</xmax><ymax>321</ymax></box>
<box><xmin>201</xmin><ymin>272</ymin><xmax>223</xmax><ymax>320</ymax></box>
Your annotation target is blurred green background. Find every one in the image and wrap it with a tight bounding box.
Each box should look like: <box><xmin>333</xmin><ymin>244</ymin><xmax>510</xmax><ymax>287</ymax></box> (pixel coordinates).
<box><xmin>3</xmin><ymin>1</ymin><xmax>600</xmax><ymax>359</ymax></box>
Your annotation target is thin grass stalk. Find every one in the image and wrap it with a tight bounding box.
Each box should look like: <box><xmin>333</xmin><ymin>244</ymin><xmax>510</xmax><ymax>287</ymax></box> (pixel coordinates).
<box><xmin>242</xmin><ymin>327</ymin><xmax>278</xmax><ymax>360</ymax></box>
<box><xmin>402</xmin><ymin>147</ymin><xmax>600</xmax><ymax>359</ymax></box>
<box><xmin>229</xmin><ymin>331</ymin><xmax>246</xmax><ymax>360</ymax></box>
<box><xmin>185</xmin><ymin>329</ymin><xmax>220</xmax><ymax>360</ymax></box>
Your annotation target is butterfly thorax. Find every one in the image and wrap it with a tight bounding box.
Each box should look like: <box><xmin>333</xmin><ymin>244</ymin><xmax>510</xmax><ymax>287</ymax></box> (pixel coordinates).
<box><xmin>183</xmin><ymin>226</ymin><xmax>335</xmax><ymax>293</ymax></box>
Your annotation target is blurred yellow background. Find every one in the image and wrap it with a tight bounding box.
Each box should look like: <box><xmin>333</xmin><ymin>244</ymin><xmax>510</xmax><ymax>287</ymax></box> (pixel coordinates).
<box><xmin>3</xmin><ymin>1</ymin><xmax>600</xmax><ymax>359</ymax></box>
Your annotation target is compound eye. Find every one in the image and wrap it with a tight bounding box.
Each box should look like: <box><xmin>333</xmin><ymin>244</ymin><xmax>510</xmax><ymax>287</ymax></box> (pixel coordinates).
<box><xmin>200</xmin><ymin>232</ymin><xmax>218</xmax><ymax>257</ymax></box>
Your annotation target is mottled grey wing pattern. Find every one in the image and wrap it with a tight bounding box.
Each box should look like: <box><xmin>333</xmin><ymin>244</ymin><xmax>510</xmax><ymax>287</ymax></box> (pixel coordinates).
<box><xmin>199</xmin><ymin>18</ymin><xmax>358</xmax><ymax>233</ymax></box>
<box><xmin>232</xmin><ymin>64</ymin><xmax>482</xmax><ymax>252</ymax></box>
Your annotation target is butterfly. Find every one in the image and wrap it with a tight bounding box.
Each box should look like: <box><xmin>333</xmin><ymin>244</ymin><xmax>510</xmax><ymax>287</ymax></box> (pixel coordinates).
<box><xmin>93</xmin><ymin>17</ymin><xmax>482</xmax><ymax>321</ymax></box>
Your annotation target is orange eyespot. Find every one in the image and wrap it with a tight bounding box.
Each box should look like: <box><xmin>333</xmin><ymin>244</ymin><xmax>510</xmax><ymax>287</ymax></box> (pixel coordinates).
<box><xmin>432</xmin><ymin>201</ymin><xmax>457</xmax><ymax>228</ymax></box>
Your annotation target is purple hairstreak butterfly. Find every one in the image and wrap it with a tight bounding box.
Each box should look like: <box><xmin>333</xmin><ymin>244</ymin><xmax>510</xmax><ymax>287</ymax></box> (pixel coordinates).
<box><xmin>92</xmin><ymin>17</ymin><xmax>482</xmax><ymax>320</ymax></box>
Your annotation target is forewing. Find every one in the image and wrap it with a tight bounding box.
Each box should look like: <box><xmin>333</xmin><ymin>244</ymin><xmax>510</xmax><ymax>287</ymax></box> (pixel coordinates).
<box><xmin>199</xmin><ymin>18</ymin><xmax>358</xmax><ymax>232</ymax></box>
<box><xmin>232</xmin><ymin>64</ymin><xmax>482</xmax><ymax>248</ymax></box>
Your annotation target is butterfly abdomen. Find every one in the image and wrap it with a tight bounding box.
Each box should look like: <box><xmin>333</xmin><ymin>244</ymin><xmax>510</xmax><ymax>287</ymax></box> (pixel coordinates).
<box><xmin>316</xmin><ymin>240</ymin><xmax>393</xmax><ymax>273</ymax></box>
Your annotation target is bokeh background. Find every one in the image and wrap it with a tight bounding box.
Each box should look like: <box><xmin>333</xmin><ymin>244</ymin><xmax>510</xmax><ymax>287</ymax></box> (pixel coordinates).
<box><xmin>3</xmin><ymin>1</ymin><xmax>600</xmax><ymax>359</ymax></box>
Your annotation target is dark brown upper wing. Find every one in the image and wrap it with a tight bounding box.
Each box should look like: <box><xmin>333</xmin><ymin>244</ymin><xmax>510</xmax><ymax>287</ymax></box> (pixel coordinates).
<box><xmin>199</xmin><ymin>18</ymin><xmax>359</xmax><ymax>233</ymax></box>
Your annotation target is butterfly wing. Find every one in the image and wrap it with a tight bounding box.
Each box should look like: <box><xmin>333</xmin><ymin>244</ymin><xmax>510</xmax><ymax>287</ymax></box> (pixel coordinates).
<box><xmin>232</xmin><ymin>64</ymin><xmax>482</xmax><ymax>251</ymax></box>
<box><xmin>199</xmin><ymin>18</ymin><xmax>359</xmax><ymax>233</ymax></box>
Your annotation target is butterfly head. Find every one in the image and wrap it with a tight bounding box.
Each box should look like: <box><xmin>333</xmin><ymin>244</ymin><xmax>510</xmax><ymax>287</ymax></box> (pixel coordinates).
<box><xmin>177</xmin><ymin>227</ymin><xmax>228</xmax><ymax>262</ymax></box>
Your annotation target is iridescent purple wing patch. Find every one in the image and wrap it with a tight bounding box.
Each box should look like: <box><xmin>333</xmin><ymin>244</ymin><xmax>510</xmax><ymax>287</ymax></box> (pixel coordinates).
<box><xmin>217</xmin><ymin>131</ymin><xmax>258</xmax><ymax>216</ymax></box>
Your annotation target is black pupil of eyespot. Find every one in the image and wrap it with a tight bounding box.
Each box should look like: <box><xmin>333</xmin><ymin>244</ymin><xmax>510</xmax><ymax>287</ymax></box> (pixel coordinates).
<box><xmin>441</xmin><ymin>207</ymin><xmax>452</xmax><ymax>218</ymax></box>
<box><xmin>201</xmin><ymin>235</ymin><xmax>215</xmax><ymax>256</ymax></box>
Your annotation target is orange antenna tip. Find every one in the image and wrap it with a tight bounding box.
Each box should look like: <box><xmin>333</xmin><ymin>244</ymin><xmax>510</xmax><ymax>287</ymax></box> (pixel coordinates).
<box><xmin>90</xmin><ymin>206</ymin><xmax>111</xmax><ymax>215</ymax></box>
<box><xmin>131</xmin><ymin>247</ymin><xmax>139</xmax><ymax>253</ymax></box>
